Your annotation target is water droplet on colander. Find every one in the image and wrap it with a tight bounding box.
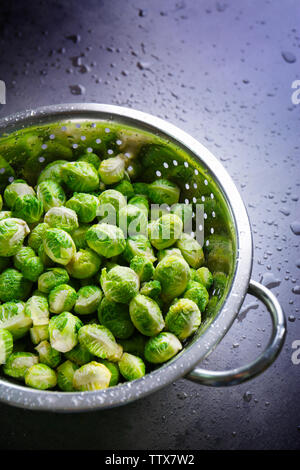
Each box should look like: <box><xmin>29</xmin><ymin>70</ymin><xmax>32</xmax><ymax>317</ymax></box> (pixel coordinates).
<box><xmin>288</xmin><ymin>315</ymin><xmax>296</xmax><ymax>322</ymax></box>
<box><xmin>296</xmin><ymin>260</ymin><xmax>300</xmax><ymax>269</ymax></box>
<box><xmin>281</xmin><ymin>51</ymin><xmax>296</xmax><ymax>63</ymax></box>
<box><xmin>66</xmin><ymin>34</ymin><xmax>81</xmax><ymax>43</ymax></box>
<box><xmin>292</xmin><ymin>286</ymin><xmax>300</xmax><ymax>295</ymax></box>
<box><xmin>243</xmin><ymin>391</ymin><xmax>252</xmax><ymax>402</ymax></box>
<box><xmin>279</xmin><ymin>208</ymin><xmax>290</xmax><ymax>216</ymax></box>
<box><xmin>290</xmin><ymin>221</ymin><xmax>300</xmax><ymax>235</ymax></box>
<box><xmin>69</xmin><ymin>84</ymin><xmax>85</xmax><ymax>95</ymax></box>
<box><xmin>261</xmin><ymin>272</ymin><xmax>281</xmax><ymax>289</ymax></box>
<box><xmin>137</xmin><ymin>61</ymin><xmax>152</xmax><ymax>71</ymax></box>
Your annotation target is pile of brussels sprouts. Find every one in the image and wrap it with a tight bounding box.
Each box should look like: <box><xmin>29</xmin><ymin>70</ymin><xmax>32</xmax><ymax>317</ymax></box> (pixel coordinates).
<box><xmin>0</xmin><ymin>151</ymin><xmax>223</xmax><ymax>392</ymax></box>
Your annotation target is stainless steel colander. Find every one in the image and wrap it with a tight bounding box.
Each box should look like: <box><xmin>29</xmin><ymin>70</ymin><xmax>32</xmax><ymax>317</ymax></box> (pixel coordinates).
<box><xmin>0</xmin><ymin>104</ymin><xmax>286</xmax><ymax>412</ymax></box>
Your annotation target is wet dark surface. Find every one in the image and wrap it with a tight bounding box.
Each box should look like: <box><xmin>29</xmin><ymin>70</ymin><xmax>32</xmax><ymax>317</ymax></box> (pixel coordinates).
<box><xmin>0</xmin><ymin>0</ymin><xmax>300</xmax><ymax>450</ymax></box>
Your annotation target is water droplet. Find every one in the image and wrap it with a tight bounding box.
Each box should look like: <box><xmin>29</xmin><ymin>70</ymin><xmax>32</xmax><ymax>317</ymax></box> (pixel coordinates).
<box><xmin>261</xmin><ymin>272</ymin><xmax>281</xmax><ymax>289</ymax></box>
<box><xmin>288</xmin><ymin>315</ymin><xmax>296</xmax><ymax>322</ymax></box>
<box><xmin>137</xmin><ymin>61</ymin><xmax>151</xmax><ymax>71</ymax></box>
<box><xmin>292</xmin><ymin>286</ymin><xmax>300</xmax><ymax>295</ymax></box>
<box><xmin>66</xmin><ymin>34</ymin><xmax>81</xmax><ymax>44</ymax></box>
<box><xmin>243</xmin><ymin>391</ymin><xmax>252</xmax><ymax>402</ymax></box>
<box><xmin>290</xmin><ymin>221</ymin><xmax>300</xmax><ymax>235</ymax></box>
<box><xmin>69</xmin><ymin>84</ymin><xmax>85</xmax><ymax>95</ymax></box>
<box><xmin>282</xmin><ymin>51</ymin><xmax>296</xmax><ymax>63</ymax></box>
<box><xmin>296</xmin><ymin>260</ymin><xmax>300</xmax><ymax>269</ymax></box>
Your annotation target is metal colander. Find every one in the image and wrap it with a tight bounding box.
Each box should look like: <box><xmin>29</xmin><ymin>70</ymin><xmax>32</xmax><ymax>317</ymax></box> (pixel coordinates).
<box><xmin>0</xmin><ymin>104</ymin><xmax>286</xmax><ymax>412</ymax></box>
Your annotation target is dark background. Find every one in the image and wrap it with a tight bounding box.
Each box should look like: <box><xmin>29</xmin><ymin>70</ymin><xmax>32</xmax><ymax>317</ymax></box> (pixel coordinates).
<box><xmin>0</xmin><ymin>0</ymin><xmax>299</xmax><ymax>450</ymax></box>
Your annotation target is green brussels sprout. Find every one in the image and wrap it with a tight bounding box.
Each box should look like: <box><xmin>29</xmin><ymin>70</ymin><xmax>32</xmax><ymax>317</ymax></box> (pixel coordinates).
<box><xmin>61</xmin><ymin>161</ymin><xmax>100</xmax><ymax>192</ymax></box>
<box><xmin>66</xmin><ymin>193</ymin><xmax>99</xmax><ymax>224</ymax></box>
<box><xmin>36</xmin><ymin>180</ymin><xmax>66</xmax><ymax>211</ymax></box>
<box><xmin>74</xmin><ymin>285</ymin><xmax>102</xmax><ymax>315</ymax></box>
<box><xmin>139</xmin><ymin>280</ymin><xmax>162</xmax><ymax>299</ymax></box>
<box><xmin>44</xmin><ymin>206</ymin><xmax>78</xmax><ymax>233</ymax></box>
<box><xmin>57</xmin><ymin>360</ymin><xmax>79</xmax><ymax>391</ymax></box>
<box><xmin>205</xmin><ymin>234</ymin><xmax>233</xmax><ymax>275</ymax></box>
<box><xmin>28</xmin><ymin>222</ymin><xmax>50</xmax><ymax>253</ymax></box>
<box><xmin>4</xmin><ymin>179</ymin><xmax>35</xmax><ymax>208</ymax></box>
<box><xmin>148</xmin><ymin>179</ymin><xmax>180</xmax><ymax>205</ymax></box>
<box><xmin>12</xmin><ymin>194</ymin><xmax>43</xmax><ymax>224</ymax></box>
<box><xmin>212</xmin><ymin>271</ymin><xmax>228</xmax><ymax>300</ymax></box>
<box><xmin>78</xmin><ymin>324</ymin><xmax>123</xmax><ymax>362</ymax></box>
<box><xmin>30</xmin><ymin>324</ymin><xmax>49</xmax><ymax>345</ymax></box>
<box><xmin>37</xmin><ymin>160</ymin><xmax>68</xmax><ymax>185</ymax></box>
<box><xmin>98</xmin><ymin>297</ymin><xmax>135</xmax><ymax>339</ymax></box>
<box><xmin>118</xmin><ymin>353</ymin><xmax>145</xmax><ymax>381</ymax></box>
<box><xmin>14</xmin><ymin>246</ymin><xmax>35</xmax><ymax>270</ymax></box>
<box><xmin>193</xmin><ymin>267</ymin><xmax>213</xmax><ymax>290</ymax></box>
<box><xmin>149</xmin><ymin>205</ymin><xmax>169</xmax><ymax>221</ymax></box>
<box><xmin>38</xmin><ymin>267</ymin><xmax>69</xmax><ymax>293</ymax></box>
<box><xmin>48</xmin><ymin>284</ymin><xmax>77</xmax><ymax>314</ymax></box>
<box><xmin>71</xmin><ymin>225</ymin><xmax>89</xmax><ymax>250</ymax></box>
<box><xmin>128</xmin><ymin>195</ymin><xmax>149</xmax><ymax>216</ymax></box>
<box><xmin>149</xmin><ymin>213</ymin><xmax>183</xmax><ymax>250</ymax></box>
<box><xmin>165</xmin><ymin>298</ymin><xmax>201</xmax><ymax>340</ymax></box>
<box><xmin>144</xmin><ymin>332</ymin><xmax>182</xmax><ymax>364</ymax></box>
<box><xmin>118</xmin><ymin>204</ymin><xmax>147</xmax><ymax>237</ymax></box>
<box><xmin>129</xmin><ymin>294</ymin><xmax>164</xmax><ymax>336</ymax></box>
<box><xmin>0</xmin><ymin>210</ymin><xmax>12</xmax><ymax>221</ymax></box>
<box><xmin>25</xmin><ymin>363</ymin><xmax>57</xmax><ymax>390</ymax></box>
<box><xmin>154</xmin><ymin>254</ymin><xmax>190</xmax><ymax>302</ymax></box>
<box><xmin>130</xmin><ymin>255</ymin><xmax>155</xmax><ymax>282</ymax></box>
<box><xmin>118</xmin><ymin>332</ymin><xmax>146</xmax><ymax>358</ymax></box>
<box><xmin>113</xmin><ymin>180</ymin><xmax>134</xmax><ymax>198</ymax></box>
<box><xmin>38</xmin><ymin>243</ymin><xmax>55</xmax><ymax>268</ymax></box>
<box><xmin>3</xmin><ymin>352</ymin><xmax>39</xmax><ymax>380</ymax></box>
<box><xmin>132</xmin><ymin>182</ymin><xmax>149</xmax><ymax>197</ymax></box>
<box><xmin>100</xmin><ymin>266</ymin><xmax>139</xmax><ymax>304</ymax></box>
<box><xmin>171</xmin><ymin>203</ymin><xmax>193</xmax><ymax>227</ymax></box>
<box><xmin>0</xmin><ymin>328</ymin><xmax>13</xmax><ymax>365</ymax></box>
<box><xmin>65</xmin><ymin>343</ymin><xmax>93</xmax><ymax>366</ymax></box>
<box><xmin>14</xmin><ymin>247</ymin><xmax>44</xmax><ymax>282</ymax></box>
<box><xmin>49</xmin><ymin>312</ymin><xmax>83</xmax><ymax>353</ymax></box>
<box><xmin>97</xmin><ymin>359</ymin><xmax>120</xmax><ymax>386</ymax></box>
<box><xmin>176</xmin><ymin>233</ymin><xmax>205</xmax><ymax>269</ymax></box>
<box><xmin>43</xmin><ymin>228</ymin><xmax>76</xmax><ymax>265</ymax></box>
<box><xmin>98</xmin><ymin>189</ymin><xmax>127</xmax><ymax>221</ymax></box>
<box><xmin>25</xmin><ymin>292</ymin><xmax>49</xmax><ymax>325</ymax></box>
<box><xmin>123</xmin><ymin>234</ymin><xmax>156</xmax><ymax>263</ymax></box>
<box><xmin>0</xmin><ymin>269</ymin><xmax>32</xmax><ymax>302</ymax></box>
<box><xmin>157</xmin><ymin>247</ymin><xmax>183</xmax><ymax>262</ymax></box>
<box><xmin>86</xmin><ymin>223</ymin><xmax>125</xmax><ymax>259</ymax></box>
<box><xmin>184</xmin><ymin>282</ymin><xmax>209</xmax><ymax>312</ymax></box>
<box><xmin>66</xmin><ymin>248</ymin><xmax>101</xmax><ymax>279</ymax></box>
<box><xmin>73</xmin><ymin>361</ymin><xmax>111</xmax><ymax>391</ymax></box>
<box><xmin>98</xmin><ymin>155</ymin><xmax>125</xmax><ymax>184</ymax></box>
<box><xmin>35</xmin><ymin>340</ymin><xmax>61</xmax><ymax>368</ymax></box>
<box><xmin>0</xmin><ymin>218</ymin><xmax>30</xmax><ymax>256</ymax></box>
<box><xmin>78</xmin><ymin>152</ymin><xmax>101</xmax><ymax>169</ymax></box>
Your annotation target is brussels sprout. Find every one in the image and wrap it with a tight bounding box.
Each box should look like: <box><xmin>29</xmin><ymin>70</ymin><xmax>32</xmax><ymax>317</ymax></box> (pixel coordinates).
<box><xmin>38</xmin><ymin>243</ymin><xmax>55</xmax><ymax>268</ymax></box>
<box><xmin>118</xmin><ymin>332</ymin><xmax>146</xmax><ymax>358</ymax></box>
<box><xmin>61</xmin><ymin>161</ymin><xmax>100</xmax><ymax>192</ymax></box>
<box><xmin>14</xmin><ymin>247</ymin><xmax>44</xmax><ymax>282</ymax></box>
<box><xmin>0</xmin><ymin>210</ymin><xmax>12</xmax><ymax>221</ymax></box>
<box><xmin>74</xmin><ymin>285</ymin><xmax>102</xmax><ymax>315</ymax></box>
<box><xmin>49</xmin><ymin>312</ymin><xmax>83</xmax><ymax>353</ymax></box>
<box><xmin>25</xmin><ymin>363</ymin><xmax>57</xmax><ymax>390</ymax></box>
<box><xmin>14</xmin><ymin>246</ymin><xmax>35</xmax><ymax>270</ymax></box>
<box><xmin>98</xmin><ymin>155</ymin><xmax>125</xmax><ymax>185</ymax></box>
<box><xmin>65</xmin><ymin>343</ymin><xmax>93</xmax><ymax>366</ymax></box>
<box><xmin>0</xmin><ymin>269</ymin><xmax>32</xmax><ymax>302</ymax></box>
<box><xmin>149</xmin><ymin>213</ymin><xmax>183</xmax><ymax>250</ymax></box>
<box><xmin>25</xmin><ymin>292</ymin><xmax>49</xmax><ymax>325</ymax></box>
<box><xmin>113</xmin><ymin>180</ymin><xmax>134</xmax><ymax>198</ymax></box>
<box><xmin>4</xmin><ymin>179</ymin><xmax>35</xmax><ymax>208</ymax></box>
<box><xmin>38</xmin><ymin>267</ymin><xmax>69</xmax><ymax>293</ymax></box>
<box><xmin>44</xmin><ymin>206</ymin><xmax>78</xmax><ymax>233</ymax></box>
<box><xmin>100</xmin><ymin>266</ymin><xmax>139</xmax><ymax>304</ymax></box>
<box><xmin>130</xmin><ymin>255</ymin><xmax>154</xmax><ymax>282</ymax></box>
<box><xmin>12</xmin><ymin>194</ymin><xmax>43</xmax><ymax>224</ymax></box>
<box><xmin>184</xmin><ymin>282</ymin><xmax>209</xmax><ymax>312</ymax></box>
<box><xmin>154</xmin><ymin>254</ymin><xmax>190</xmax><ymax>302</ymax></box>
<box><xmin>171</xmin><ymin>203</ymin><xmax>193</xmax><ymax>227</ymax></box>
<box><xmin>30</xmin><ymin>324</ymin><xmax>49</xmax><ymax>345</ymax></box>
<box><xmin>3</xmin><ymin>352</ymin><xmax>39</xmax><ymax>380</ymax></box>
<box><xmin>0</xmin><ymin>328</ymin><xmax>13</xmax><ymax>364</ymax></box>
<box><xmin>118</xmin><ymin>204</ymin><xmax>147</xmax><ymax>237</ymax></box>
<box><xmin>78</xmin><ymin>152</ymin><xmax>101</xmax><ymax>169</ymax></box>
<box><xmin>157</xmin><ymin>247</ymin><xmax>183</xmax><ymax>262</ymax></box>
<box><xmin>35</xmin><ymin>340</ymin><xmax>61</xmax><ymax>368</ymax></box>
<box><xmin>86</xmin><ymin>223</ymin><xmax>125</xmax><ymax>258</ymax></box>
<box><xmin>73</xmin><ymin>361</ymin><xmax>111</xmax><ymax>391</ymax></box>
<box><xmin>37</xmin><ymin>180</ymin><xmax>66</xmax><ymax>211</ymax></box>
<box><xmin>98</xmin><ymin>297</ymin><xmax>134</xmax><ymax>339</ymax></box>
<box><xmin>139</xmin><ymin>280</ymin><xmax>162</xmax><ymax>299</ymax></box>
<box><xmin>144</xmin><ymin>332</ymin><xmax>182</xmax><ymax>364</ymax></box>
<box><xmin>98</xmin><ymin>359</ymin><xmax>120</xmax><ymax>386</ymax></box>
<box><xmin>43</xmin><ymin>228</ymin><xmax>76</xmax><ymax>265</ymax></box>
<box><xmin>48</xmin><ymin>284</ymin><xmax>77</xmax><ymax>314</ymax></box>
<box><xmin>37</xmin><ymin>160</ymin><xmax>68</xmax><ymax>185</ymax></box>
<box><xmin>98</xmin><ymin>189</ymin><xmax>127</xmax><ymax>220</ymax></box>
<box><xmin>193</xmin><ymin>266</ymin><xmax>213</xmax><ymax>290</ymax></box>
<box><xmin>176</xmin><ymin>234</ymin><xmax>205</xmax><ymax>269</ymax></box>
<box><xmin>165</xmin><ymin>298</ymin><xmax>201</xmax><ymax>340</ymax></box>
<box><xmin>66</xmin><ymin>193</ymin><xmax>99</xmax><ymax>224</ymax></box>
<box><xmin>66</xmin><ymin>248</ymin><xmax>101</xmax><ymax>279</ymax></box>
<box><xmin>129</xmin><ymin>294</ymin><xmax>164</xmax><ymax>337</ymax></box>
<box><xmin>148</xmin><ymin>179</ymin><xmax>180</xmax><ymax>205</ymax></box>
<box><xmin>118</xmin><ymin>353</ymin><xmax>145</xmax><ymax>381</ymax></box>
<box><xmin>123</xmin><ymin>234</ymin><xmax>156</xmax><ymax>263</ymax></box>
<box><xmin>128</xmin><ymin>195</ymin><xmax>149</xmax><ymax>216</ymax></box>
<box><xmin>78</xmin><ymin>324</ymin><xmax>123</xmax><ymax>361</ymax></box>
<box><xmin>0</xmin><ymin>218</ymin><xmax>30</xmax><ymax>257</ymax></box>
<box><xmin>28</xmin><ymin>223</ymin><xmax>50</xmax><ymax>253</ymax></box>
<box><xmin>71</xmin><ymin>225</ymin><xmax>89</xmax><ymax>250</ymax></box>
<box><xmin>212</xmin><ymin>271</ymin><xmax>228</xmax><ymax>300</ymax></box>
<box><xmin>57</xmin><ymin>360</ymin><xmax>79</xmax><ymax>391</ymax></box>
<box><xmin>205</xmin><ymin>234</ymin><xmax>233</xmax><ymax>275</ymax></box>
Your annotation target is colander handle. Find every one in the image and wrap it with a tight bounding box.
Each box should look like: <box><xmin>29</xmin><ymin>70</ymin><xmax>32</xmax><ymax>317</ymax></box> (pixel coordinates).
<box><xmin>186</xmin><ymin>280</ymin><xmax>286</xmax><ymax>386</ymax></box>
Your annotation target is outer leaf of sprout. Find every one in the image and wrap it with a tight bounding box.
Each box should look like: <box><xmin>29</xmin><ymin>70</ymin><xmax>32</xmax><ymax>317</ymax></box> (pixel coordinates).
<box><xmin>25</xmin><ymin>293</ymin><xmax>49</xmax><ymax>326</ymax></box>
<box><xmin>49</xmin><ymin>312</ymin><xmax>83</xmax><ymax>353</ymax></box>
<box><xmin>12</xmin><ymin>194</ymin><xmax>44</xmax><ymax>224</ymax></box>
<box><xmin>38</xmin><ymin>267</ymin><xmax>69</xmax><ymax>293</ymax></box>
<box><xmin>57</xmin><ymin>360</ymin><xmax>79</xmax><ymax>391</ymax></box>
<box><xmin>149</xmin><ymin>213</ymin><xmax>183</xmax><ymax>250</ymax></box>
<box><xmin>35</xmin><ymin>340</ymin><xmax>61</xmax><ymax>368</ymax></box>
<box><xmin>148</xmin><ymin>179</ymin><xmax>180</xmax><ymax>205</ymax></box>
<box><xmin>118</xmin><ymin>353</ymin><xmax>145</xmax><ymax>381</ymax></box>
<box><xmin>4</xmin><ymin>179</ymin><xmax>35</xmax><ymax>208</ymax></box>
<box><xmin>37</xmin><ymin>180</ymin><xmax>66</xmax><ymax>211</ymax></box>
<box><xmin>25</xmin><ymin>363</ymin><xmax>57</xmax><ymax>390</ymax></box>
<box><xmin>176</xmin><ymin>233</ymin><xmax>205</xmax><ymax>269</ymax></box>
<box><xmin>78</xmin><ymin>324</ymin><xmax>123</xmax><ymax>362</ymax></box>
<box><xmin>86</xmin><ymin>223</ymin><xmax>126</xmax><ymax>258</ymax></box>
<box><xmin>129</xmin><ymin>294</ymin><xmax>165</xmax><ymax>336</ymax></box>
<box><xmin>0</xmin><ymin>269</ymin><xmax>32</xmax><ymax>303</ymax></box>
<box><xmin>97</xmin><ymin>359</ymin><xmax>120</xmax><ymax>386</ymax></box>
<box><xmin>0</xmin><ymin>218</ymin><xmax>30</xmax><ymax>257</ymax></box>
<box><xmin>144</xmin><ymin>332</ymin><xmax>182</xmax><ymax>364</ymax></box>
<box><xmin>0</xmin><ymin>328</ymin><xmax>13</xmax><ymax>365</ymax></box>
<box><xmin>66</xmin><ymin>248</ymin><xmax>101</xmax><ymax>279</ymax></box>
<box><xmin>66</xmin><ymin>193</ymin><xmax>99</xmax><ymax>224</ymax></box>
<box><xmin>98</xmin><ymin>155</ymin><xmax>125</xmax><ymax>185</ymax></box>
<box><xmin>61</xmin><ymin>161</ymin><xmax>100</xmax><ymax>192</ymax></box>
<box><xmin>165</xmin><ymin>298</ymin><xmax>201</xmax><ymax>340</ymax></box>
<box><xmin>44</xmin><ymin>206</ymin><xmax>78</xmax><ymax>233</ymax></box>
<box><xmin>193</xmin><ymin>266</ymin><xmax>213</xmax><ymax>290</ymax></box>
<box><xmin>37</xmin><ymin>160</ymin><xmax>68</xmax><ymax>185</ymax></box>
<box><xmin>3</xmin><ymin>352</ymin><xmax>38</xmax><ymax>379</ymax></box>
<box><xmin>154</xmin><ymin>254</ymin><xmax>190</xmax><ymax>302</ymax></box>
<box><xmin>30</xmin><ymin>325</ymin><xmax>49</xmax><ymax>345</ymax></box>
<box><xmin>73</xmin><ymin>361</ymin><xmax>111</xmax><ymax>391</ymax></box>
<box><xmin>74</xmin><ymin>285</ymin><xmax>102</xmax><ymax>315</ymax></box>
<box><xmin>139</xmin><ymin>280</ymin><xmax>162</xmax><ymax>300</ymax></box>
<box><xmin>43</xmin><ymin>228</ymin><xmax>76</xmax><ymax>265</ymax></box>
<box><xmin>71</xmin><ymin>225</ymin><xmax>89</xmax><ymax>250</ymax></box>
<box><xmin>130</xmin><ymin>255</ymin><xmax>155</xmax><ymax>282</ymax></box>
<box><xmin>184</xmin><ymin>282</ymin><xmax>209</xmax><ymax>313</ymax></box>
<box><xmin>48</xmin><ymin>284</ymin><xmax>77</xmax><ymax>314</ymax></box>
<box><xmin>100</xmin><ymin>266</ymin><xmax>139</xmax><ymax>304</ymax></box>
<box><xmin>98</xmin><ymin>297</ymin><xmax>134</xmax><ymax>340</ymax></box>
